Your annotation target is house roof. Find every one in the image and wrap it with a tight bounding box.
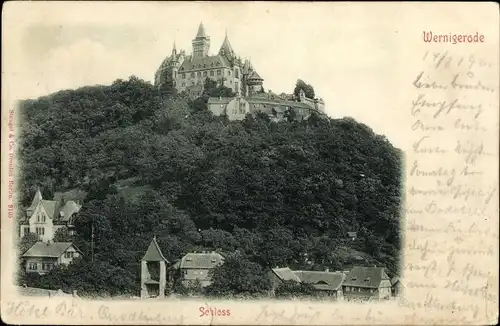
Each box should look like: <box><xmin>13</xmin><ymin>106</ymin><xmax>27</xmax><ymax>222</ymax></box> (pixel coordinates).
<box><xmin>179</xmin><ymin>54</ymin><xmax>231</xmax><ymax>72</ymax></box>
<box><xmin>22</xmin><ymin>242</ymin><xmax>79</xmax><ymax>258</ymax></box>
<box><xmin>271</xmin><ymin>267</ymin><xmax>301</xmax><ymax>282</ymax></box>
<box><xmin>59</xmin><ymin>201</ymin><xmax>82</xmax><ymax>222</ymax></box>
<box><xmin>342</xmin><ymin>266</ymin><xmax>390</xmax><ymax>288</ymax></box>
<box><xmin>347</xmin><ymin>232</ymin><xmax>357</xmax><ymax>237</ymax></box>
<box><xmin>16</xmin><ymin>286</ymin><xmax>72</xmax><ymax>297</ymax></box>
<box><xmin>293</xmin><ymin>271</ymin><xmax>346</xmax><ymax>291</ymax></box>
<box><xmin>141</xmin><ymin>238</ymin><xmax>168</xmax><ymax>262</ymax></box>
<box><xmin>176</xmin><ymin>252</ymin><xmax>224</xmax><ymax>269</ymax></box>
<box><xmin>28</xmin><ymin>189</ymin><xmax>43</xmax><ymax>211</ymax></box>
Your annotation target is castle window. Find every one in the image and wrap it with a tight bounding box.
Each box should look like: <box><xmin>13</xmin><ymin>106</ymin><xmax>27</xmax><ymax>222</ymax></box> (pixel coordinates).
<box><xmin>192</xmin><ymin>81</ymin><xmax>195</xmax><ymax>86</ymax></box>
<box><xmin>182</xmin><ymin>82</ymin><xmax>186</xmax><ymax>87</ymax></box>
<box><xmin>228</xmin><ymin>70</ymin><xmax>231</xmax><ymax>76</ymax></box>
<box><xmin>36</xmin><ymin>227</ymin><xmax>44</xmax><ymax>236</ymax></box>
<box><xmin>197</xmin><ymin>72</ymin><xmax>201</xmax><ymax>77</ymax></box>
<box><xmin>28</xmin><ymin>262</ymin><xmax>37</xmax><ymax>270</ymax></box>
<box><xmin>174</xmin><ymin>72</ymin><xmax>177</xmax><ymax>78</ymax></box>
<box><xmin>217</xmin><ymin>70</ymin><xmax>221</xmax><ymax>76</ymax></box>
<box><xmin>191</xmin><ymin>72</ymin><xmax>195</xmax><ymax>77</ymax></box>
<box><xmin>23</xmin><ymin>226</ymin><xmax>29</xmax><ymax>235</ymax></box>
<box><xmin>235</xmin><ymin>69</ymin><xmax>239</xmax><ymax>78</ymax></box>
<box><xmin>203</xmin><ymin>71</ymin><xmax>207</xmax><ymax>77</ymax></box>
<box><xmin>210</xmin><ymin>70</ymin><xmax>214</xmax><ymax>76</ymax></box>
<box><xmin>65</xmin><ymin>251</ymin><xmax>75</xmax><ymax>259</ymax></box>
<box><xmin>182</xmin><ymin>73</ymin><xmax>186</xmax><ymax>78</ymax></box>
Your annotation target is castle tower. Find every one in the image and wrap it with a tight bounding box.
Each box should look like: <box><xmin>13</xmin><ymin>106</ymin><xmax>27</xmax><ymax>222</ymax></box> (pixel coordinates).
<box><xmin>192</xmin><ymin>22</ymin><xmax>210</xmax><ymax>58</ymax></box>
<box><xmin>171</xmin><ymin>41</ymin><xmax>179</xmax><ymax>83</ymax></box>
<box><xmin>246</xmin><ymin>70</ymin><xmax>264</xmax><ymax>96</ymax></box>
<box><xmin>140</xmin><ymin>236</ymin><xmax>169</xmax><ymax>299</ymax></box>
<box><xmin>219</xmin><ymin>30</ymin><xmax>234</xmax><ymax>58</ymax></box>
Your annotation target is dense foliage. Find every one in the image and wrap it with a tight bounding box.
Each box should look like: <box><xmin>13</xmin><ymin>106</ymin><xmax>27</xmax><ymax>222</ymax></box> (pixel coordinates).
<box><xmin>17</xmin><ymin>76</ymin><xmax>402</xmax><ymax>296</ymax></box>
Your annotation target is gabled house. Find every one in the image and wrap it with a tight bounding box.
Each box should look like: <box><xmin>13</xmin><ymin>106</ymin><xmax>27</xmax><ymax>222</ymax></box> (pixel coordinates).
<box><xmin>22</xmin><ymin>242</ymin><xmax>82</xmax><ymax>274</ymax></box>
<box><xmin>293</xmin><ymin>270</ymin><xmax>346</xmax><ymax>299</ymax></box>
<box><xmin>169</xmin><ymin>251</ymin><xmax>224</xmax><ymax>288</ymax></box>
<box><xmin>269</xmin><ymin>267</ymin><xmax>346</xmax><ymax>299</ymax></box>
<box><xmin>19</xmin><ymin>189</ymin><xmax>85</xmax><ymax>242</ymax></box>
<box><xmin>342</xmin><ymin>266</ymin><xmax>392</xmax><ymax>300</ymax></box>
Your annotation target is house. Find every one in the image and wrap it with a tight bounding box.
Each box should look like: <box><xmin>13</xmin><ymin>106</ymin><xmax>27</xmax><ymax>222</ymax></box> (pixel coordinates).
<box><xmin>391</xmin><ymin>276</ymin><xmax>402</xmax><ymax>297</ymax></box>
<box><xmin>293</xmin><ymin>270</ymin><xmax>346</xmax><ymax>299</ymax></box>
<box><xmin>269</xmin><ymin>267</ymin><xmax>345</xmax><ymax>299</ymax></box>
<box><xmin>22</xmin><ymin>242</ymin><xmax>82</xmax><ymax>274</ymax></box>
<box><xmin>268</xmin><ymin>267</ymin><xmax>301</xmax><ymax>295</ymax></box>
<box><xmin>341</xmin><ymin>266</ymin><xmax>392</xmax><ymax>301</ymax></box>
<box><xmin>169</xmin><ymin>251</ymin><xmax>224</xmax><ymax>288</ymax></box>
<box><xmin>19</xmin><ymin>189</ymin><xmax>85</xmax><ymax>242</ymax></box>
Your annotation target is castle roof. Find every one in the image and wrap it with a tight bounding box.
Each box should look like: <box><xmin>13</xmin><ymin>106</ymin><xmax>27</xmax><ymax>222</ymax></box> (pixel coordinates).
<box><xmin>219</xmin><ymin>34</ymin><xmax>234</xmax><ymax>56</ymax></box>
<box><xmin>179</xmin><ymin>54</ymin><xmax>231</xmax><ymax>71</ymax></box>
<box><xmin>247</xmin><ymin>70</ymin><xmax>263</xmax><ymax>81</ymax></box>
<box><xmin>195</xmin><ymin>22</ymin><xmax>207</xmax><ymax>39</ymax></box>
<box><xmin>141</xmin><ymin>237</ymin><xmax>169</xmax><ymax>262</ymax></box>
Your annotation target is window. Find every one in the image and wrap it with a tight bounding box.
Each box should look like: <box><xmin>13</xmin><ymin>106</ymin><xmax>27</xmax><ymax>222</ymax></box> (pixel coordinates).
<box><xmin>217</xmin><ymin>70</ymin><xmax>221</xmax><ymax>76</ymax></box>
<box><xmin>182</xmin><ymin>73</ymin><xmax>186</xmax><ymax>78</ymax></box>
<box><xmin>182</xmin><ymin>82</ymin><xmax>186</xmax><ymax>87</ymax></box>
<box><xmin>235</xmin><ymin>82</ymin><xmax>239</xmax><ymax>91</ymax></box>
<box><xmin>36</xmin><ymin>227</ymin><xmax>44</xmax><ymax>236</ymax></box>
<box><xmin>42</xmin><ymin>215</ymin><xmax>46</xmax><ymax>222</ymax></box>
<box><xmin>203</xmin><ymin>71</ymin><xmax>207</xmax><ymax>77</ymax></box>
<box><xmin>174</xmin><ymin>71</ymin><xmax>177</xmax><ymax>78</ymax></box>
<box><xmin>23</xmin><ymin>226</ymin><xmax>30</xmax><ymax>235</ymax></box>
<box><xmin>42</xmin><ymin>263</ymin><xmax>54</xmax><ymax>270</ymax></box>
<box><xmin>210</xmin><ymin>70</ymin><xmax>214</xmax><ymax>76</ymax></box>
<box><xmin>64</xmin><ymin>251</ymin><xmax>74</xmax><ymax>259</ymax></box>
<box><xmin>192</xmin><ymin>81</ymin><xmax>195</xmax><ymax>86</ymax></box>
<box><xmin>197</xmin><ymin>72</ymin><xmax>201</xmax><ymax>77</ymax></box>
<box><xmin>228</xmin><ymin>70</ymin><xmax>231</xmax><ymax>76</ymax></box>
<box><xmin>191</xmin><ymin>72</ymin><xmax>195</xmax><ymax>77</ymax></box>
<box><xmin>235</xmin><ymin>69</ymin><xmax>239</xmax><ymax>78</ymax></box>
<box><xmin>28</xmin><ymin>262</ymin><xmax>37</xmax><ymax>270</ymax></box>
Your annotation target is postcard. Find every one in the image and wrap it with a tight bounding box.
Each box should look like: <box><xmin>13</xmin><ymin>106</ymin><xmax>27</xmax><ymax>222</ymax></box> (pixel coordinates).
<box><xmin>1</xmin><ymin>1</ymin><xmax>499</xmax><ymax>325</ymax></box>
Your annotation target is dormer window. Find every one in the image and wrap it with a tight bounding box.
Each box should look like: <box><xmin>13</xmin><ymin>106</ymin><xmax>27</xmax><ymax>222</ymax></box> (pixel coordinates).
<box><xmin>351</xmin><ymin>277</ymin><xmax>357</xmax><ymax>281</ymax></box>
<box><xmin>364</xmin><ymin>277</ymin><xmax>370</xmax><ymax>282</ymax></box>
<box><xmin>211</xmin><ymin>259</ymin><xmax>216</xmax><ymax>263</ymax></box>
<box><xmin>186</xmin><ymin>258</ymin><xmax>192</xmax><ymax>262</ymax></box>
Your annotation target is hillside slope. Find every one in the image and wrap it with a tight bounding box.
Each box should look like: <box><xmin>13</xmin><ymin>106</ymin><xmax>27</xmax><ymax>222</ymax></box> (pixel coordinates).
<box><xmin>17</xmin><ymin>76</ymin><xmax>403</xmax><ymax>296</ymax></box>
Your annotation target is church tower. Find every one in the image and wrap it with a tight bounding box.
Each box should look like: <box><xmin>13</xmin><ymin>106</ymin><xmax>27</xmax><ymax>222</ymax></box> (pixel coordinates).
<box><xmin>140</xmin><ymin>237</ymin><xmax>169</xmax><ymax>299</ymax></box>
<box><xmin>192</xmin><ymin>22</ymin><xmax>210</xmax><ymax>58</ymax></box>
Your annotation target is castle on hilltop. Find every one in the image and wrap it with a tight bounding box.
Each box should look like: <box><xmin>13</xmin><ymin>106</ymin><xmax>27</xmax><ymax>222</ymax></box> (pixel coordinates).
<box><xmin>155</xmin><ymin>23</ymin><xmax>325</xmax><ymax>121</ymax></box>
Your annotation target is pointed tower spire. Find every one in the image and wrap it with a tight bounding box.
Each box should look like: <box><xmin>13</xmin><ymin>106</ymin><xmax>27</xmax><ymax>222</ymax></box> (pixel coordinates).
<box><xmin>219</xmin><ymin>29</ymin><xmax>234</xmax><ymax>56</ymax></box>
<box><xmin>196</xmin><ymin>22</ymin><xmax>207</xmax><ymax>38</ymax></box>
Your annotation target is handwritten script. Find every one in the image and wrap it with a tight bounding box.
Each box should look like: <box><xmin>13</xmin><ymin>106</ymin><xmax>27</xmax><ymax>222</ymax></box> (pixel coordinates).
<box><xmin>405</xmin><ymin>50</ymin><xmax>498</xmax><ymax>323</ymax></box>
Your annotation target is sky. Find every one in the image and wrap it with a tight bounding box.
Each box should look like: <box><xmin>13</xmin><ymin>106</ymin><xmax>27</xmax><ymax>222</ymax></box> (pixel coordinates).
<box><xmin>4</xmin><ymin>2</ymin><xmax>499</xmax><ymax>149</ymax></box>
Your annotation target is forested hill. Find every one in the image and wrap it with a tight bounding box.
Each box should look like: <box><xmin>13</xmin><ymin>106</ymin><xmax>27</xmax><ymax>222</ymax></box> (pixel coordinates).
<box><xmin>18</xmin><ymin>76</ymin><xmax>403</xmax><ymax>296</ymax></box>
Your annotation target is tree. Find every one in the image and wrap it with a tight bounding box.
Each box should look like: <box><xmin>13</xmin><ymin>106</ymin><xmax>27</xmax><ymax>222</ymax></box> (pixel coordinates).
<box><xmin>293</xmin><ymin>79</ymin><xmax>315</xmax><ymax>99</ymax></box>
<box><xmin>53</xmin><ymin>227</ymin><xmax>73</xmax><ymax>242</ymax></box>
<box><xmin>19</xmin><ymin>233</ymin><xmax>39</xmax><ymax>254</ymax></box>
<box><xmin>275</xmin><ymin>280</ymin><xmax>316</xmax><ymax>298</ymax></box>
<box><xmin>205</xmin><ymin>253</ymin><xmax>271</xmax><ymax>297</ymax></box>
